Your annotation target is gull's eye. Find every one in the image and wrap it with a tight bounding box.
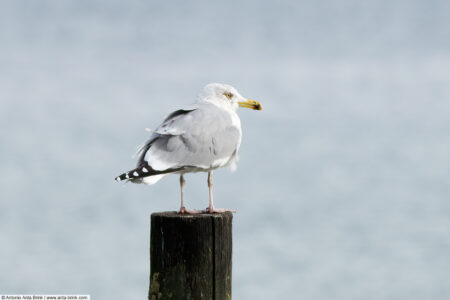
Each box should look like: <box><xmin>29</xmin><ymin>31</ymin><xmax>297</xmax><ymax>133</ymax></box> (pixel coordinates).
<box><xmin>224</xmin><ymin>92</ymin><xmax>233</xmax><ymax>99</ymax></box>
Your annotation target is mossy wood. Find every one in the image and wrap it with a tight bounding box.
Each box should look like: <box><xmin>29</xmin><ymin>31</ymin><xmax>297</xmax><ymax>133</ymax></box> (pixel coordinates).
<box><xmin>149</xmin><ymin>212</ymin><xmax>232</xmax><ymax>300</ymax></box>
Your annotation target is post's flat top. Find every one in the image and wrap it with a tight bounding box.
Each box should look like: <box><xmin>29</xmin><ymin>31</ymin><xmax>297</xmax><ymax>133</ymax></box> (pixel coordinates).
<box><xmin>151</xmin><ymin>211</ymin><xmax>233</xmax><ymax>219</ymax></box>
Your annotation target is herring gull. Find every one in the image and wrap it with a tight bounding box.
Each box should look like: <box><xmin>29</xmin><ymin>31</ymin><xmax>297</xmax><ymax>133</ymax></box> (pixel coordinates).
<box><xmin>115</xmin><ymin>83</ymin><xmax>262</xmax><ymax>213</ymax></box>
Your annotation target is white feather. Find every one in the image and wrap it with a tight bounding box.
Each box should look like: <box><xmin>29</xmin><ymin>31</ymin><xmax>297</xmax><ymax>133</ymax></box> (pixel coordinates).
<box><xmin>142</xmin><ymin>174</ymin><xmax>165</xmax><ymax>185</ymax></box>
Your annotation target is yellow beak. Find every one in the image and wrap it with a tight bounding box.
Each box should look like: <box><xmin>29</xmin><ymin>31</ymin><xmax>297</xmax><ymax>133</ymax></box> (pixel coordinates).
<box><xmin>238</xmin><ymin>99</ymin><xmax>263</xmax><ymax>110</ymax></box>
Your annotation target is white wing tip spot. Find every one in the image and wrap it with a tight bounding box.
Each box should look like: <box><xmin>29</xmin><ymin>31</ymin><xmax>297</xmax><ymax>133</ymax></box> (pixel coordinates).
<box><xmin>115</xmin><ymin>177</ymin><xmax>121</xmax><ymax>182</ymax></box>
<box><xmin>133</xmin><ymin>171</ymin><xmax>139</xmax><ymax>176</ymax></box>
<box><xmin>142</xmin><ymin>167</ymin><xmax>148</xmax><ymax>173</ymax></box>
<box><xmin>125</xmin><ymin>174</ymin><xmax>129</xmax><ymax>179</ymax></box>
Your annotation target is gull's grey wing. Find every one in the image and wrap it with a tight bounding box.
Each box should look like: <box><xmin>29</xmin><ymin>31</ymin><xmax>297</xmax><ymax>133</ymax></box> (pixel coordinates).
<box><xmin>136</xmin><ymin>106</ymin><xmax>197</xmax><ymax>166</ymax></box>
<box><xmin>141</xmin><ymin>102</ymin><xmax>241</xmax><ymax>171</ymax></box>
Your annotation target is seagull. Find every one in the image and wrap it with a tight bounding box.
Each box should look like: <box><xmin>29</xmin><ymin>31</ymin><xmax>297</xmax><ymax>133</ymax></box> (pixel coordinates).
<box><xmin>115</xmin><ymin>83</ymin><xmax>262</xmax><ymax>214</ymax></box>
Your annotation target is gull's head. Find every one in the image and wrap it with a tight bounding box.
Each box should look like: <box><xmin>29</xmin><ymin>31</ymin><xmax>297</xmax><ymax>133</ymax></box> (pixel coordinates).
<box><xmin>199</xmin><ymin>83</ymin><xmax>262</xmax><ymax>112</ymax></box>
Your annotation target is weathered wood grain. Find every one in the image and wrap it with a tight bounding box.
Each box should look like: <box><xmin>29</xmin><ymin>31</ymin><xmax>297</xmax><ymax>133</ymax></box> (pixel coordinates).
<box><xmin>150</xmin><ymin>212</ymin><xmax>232</xmax><ymax>300</ymax></box>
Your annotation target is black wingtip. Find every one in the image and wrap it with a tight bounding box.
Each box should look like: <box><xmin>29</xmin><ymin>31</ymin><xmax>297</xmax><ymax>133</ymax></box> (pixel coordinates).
<box><xmin>114</xmin><ymin>173</ymin><xmax>127</xmax><ymax>182</ymax></box>
<box><xmin>115</xmin><ymin>164</ymin><xmax>187</xmax><ymax>183</ymax></box>
<box><xmin>115</xmin><ymin>165</ymin><xmax>151</xmax><ymax>182</ymax></box>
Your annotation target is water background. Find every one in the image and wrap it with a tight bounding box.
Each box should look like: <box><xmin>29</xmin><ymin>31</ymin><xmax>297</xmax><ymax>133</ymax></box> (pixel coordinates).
<box><xmin>1</xmin><ymin>0</ymin><xmax>450</xmax><ymax>299</ymax></box>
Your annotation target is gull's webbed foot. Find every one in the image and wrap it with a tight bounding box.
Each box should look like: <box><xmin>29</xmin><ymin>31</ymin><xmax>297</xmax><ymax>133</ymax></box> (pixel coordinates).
<box><xmin>203</xmin><ymin>207</ymin><xmax>236</xmax><ymax>214</ymax></box>
<box><xmin>179</xmin><ymin>206</ymin><xmax>203</xmax><ymax>214</ymax></box>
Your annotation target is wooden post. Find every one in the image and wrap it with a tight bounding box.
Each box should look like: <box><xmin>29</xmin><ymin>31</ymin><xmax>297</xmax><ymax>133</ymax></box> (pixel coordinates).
<box><xmin>149</xmin><ymin>212</ymin><xmax>232</xmax><ymax>300</ymax></box>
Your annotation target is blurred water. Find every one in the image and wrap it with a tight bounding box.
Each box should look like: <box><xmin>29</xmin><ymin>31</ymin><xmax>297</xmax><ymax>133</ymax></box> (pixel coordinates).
<box><xmin>1</xmin><ymin>0</ymin><xmax>450</xmax><ymax>299</ymax></box>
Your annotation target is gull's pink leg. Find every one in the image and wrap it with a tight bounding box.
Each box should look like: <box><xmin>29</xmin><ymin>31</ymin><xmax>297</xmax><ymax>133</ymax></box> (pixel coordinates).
<box><xmin>178</xmin><ymin>175</ymin><xmax>202</xmax><ymax>214</ymax></box>
<box><xmin>205</xmin><ymin>171</ymin><xmax>236</xmax><ymax>214</ymax></box>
